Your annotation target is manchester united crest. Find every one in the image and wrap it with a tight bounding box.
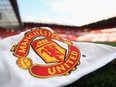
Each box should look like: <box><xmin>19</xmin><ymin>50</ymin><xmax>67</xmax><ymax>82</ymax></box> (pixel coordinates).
<box><xmin>11</xmin><ymin>27</ymin><xmax>81</xmax><ymax>78</ymax></box>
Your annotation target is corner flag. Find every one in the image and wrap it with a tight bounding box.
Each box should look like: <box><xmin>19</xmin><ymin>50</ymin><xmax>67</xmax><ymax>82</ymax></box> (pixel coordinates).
<box><xmin>0</xmin><ymin>27</ymin><xmax>116</xmax><ymax>87</ymax></box>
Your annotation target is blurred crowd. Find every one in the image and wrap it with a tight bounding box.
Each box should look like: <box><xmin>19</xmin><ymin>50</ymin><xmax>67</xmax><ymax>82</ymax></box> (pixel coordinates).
<box><xmin>0</xmin><ymin>26</ymin><xmax>116</xmax><ymax>42</ymax></box>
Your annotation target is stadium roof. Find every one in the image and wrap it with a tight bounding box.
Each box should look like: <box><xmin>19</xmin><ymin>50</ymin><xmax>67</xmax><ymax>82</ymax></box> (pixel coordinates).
<box><xmin>0</xmin><ymin>0</ymin><xmax>22</xmax><ymax>30</ymax></box>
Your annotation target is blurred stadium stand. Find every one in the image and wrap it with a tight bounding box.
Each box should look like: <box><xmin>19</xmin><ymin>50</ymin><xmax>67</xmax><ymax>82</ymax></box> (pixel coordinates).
<box><xmin>0</xmin><ymin>0</ymin><xmax>116</xmax><ymax>42</ymax></box>
<box><xmin>0</xmin><ymin>0</ymin><xmax>22</xmax><ymax>30</ymax></box>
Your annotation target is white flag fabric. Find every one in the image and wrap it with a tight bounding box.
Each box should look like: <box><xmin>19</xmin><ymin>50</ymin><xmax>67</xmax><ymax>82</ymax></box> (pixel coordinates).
<box><xmin>0</xmin><ymin>27</ymin><xmax>116</xmax><ymax>87</ymax></box>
